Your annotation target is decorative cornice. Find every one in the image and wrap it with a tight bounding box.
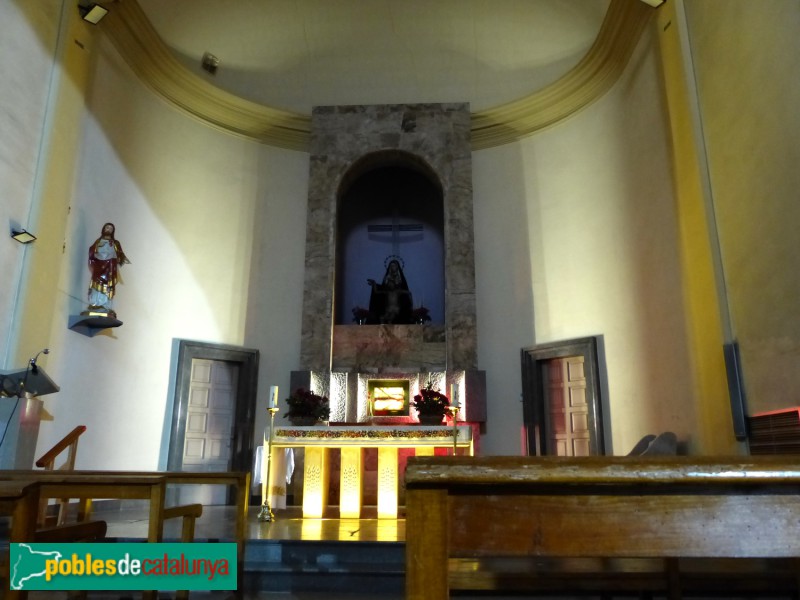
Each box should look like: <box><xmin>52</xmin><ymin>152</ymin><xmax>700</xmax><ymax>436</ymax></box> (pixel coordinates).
<box><xmin>99</xmin><ymin>0</ymin><xmax>310</xmax><ymax>150</ymax></box>
<box><xmin>96</xmin><ymin>0</ymin><xmax>655</xmax><ymax>152</ymax></box>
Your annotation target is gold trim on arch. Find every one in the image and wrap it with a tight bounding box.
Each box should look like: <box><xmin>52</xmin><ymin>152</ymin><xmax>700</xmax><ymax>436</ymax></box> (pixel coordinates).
<box><xmin>96</xmin><ymin>0</ymin><xmax>655</xmax><ymax>152</ymax></box>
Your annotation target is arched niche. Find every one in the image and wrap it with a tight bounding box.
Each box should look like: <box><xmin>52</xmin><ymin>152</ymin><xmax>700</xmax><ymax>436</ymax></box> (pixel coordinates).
<box><xmin>335</xmin><ymin>151</ymin><xmax>445</xmax><ymax>325</ymax></box>
<box><xmin>300</xmin><ymin>103</ymin><xmax>477</xmax><ymax>373</ymax></box>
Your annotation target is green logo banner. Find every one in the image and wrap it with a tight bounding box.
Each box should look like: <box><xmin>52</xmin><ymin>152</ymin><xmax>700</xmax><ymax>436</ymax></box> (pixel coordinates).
<box><xmin>10</xmin><ymin>543</ymin><xmax>237</xmax><ymax>591</ymax></box>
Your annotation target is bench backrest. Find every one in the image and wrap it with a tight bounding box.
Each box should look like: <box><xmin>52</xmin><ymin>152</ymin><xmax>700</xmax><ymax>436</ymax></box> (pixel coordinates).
<box><xmin>405</xmin><ymin>456</ymin><xmax>800</xmax><ymax>599</ymax></box>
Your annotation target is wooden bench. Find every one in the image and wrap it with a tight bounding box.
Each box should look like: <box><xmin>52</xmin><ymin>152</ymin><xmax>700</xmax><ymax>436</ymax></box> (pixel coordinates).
<box><xmin>0</xmin><ymin>469</ymin><xmax>249</xmax><ymax>598</ymax></box>
<box><xmin>405</xmin><ymin>456</ymin><xmax>800</xmax><ymax>599</ymax></box>
<box><xmin>0</xmin><ymin>480</ymin><xmax>107</xmax><ymax>600</ymax></box>
<box><xmin>79</xmin><ymin>469</ymin><xmax>250</xmax><ymax>588</ymax></box>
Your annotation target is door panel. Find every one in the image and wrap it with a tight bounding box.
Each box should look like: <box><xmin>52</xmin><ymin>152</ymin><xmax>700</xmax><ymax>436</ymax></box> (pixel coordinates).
<box><xmin>180</xmin><ymin>359</ymin><xmax>238</xmax><ymax>504</ymax></box>
<box><xmin>546</xmin><ymin>356</ymin><xmax>590</xmax><ymax>456</ymax></box>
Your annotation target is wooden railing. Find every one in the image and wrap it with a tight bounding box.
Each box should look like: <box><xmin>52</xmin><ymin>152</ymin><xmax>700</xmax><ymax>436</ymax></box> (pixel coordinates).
<box><xmin>34</xmin><ymin>425</ymin><xmax>87</xmax><ymax>525</ymax></box>
<box><xmin>35</xmin><ymin>425</ymin><xmax>86</xmax><ymax>470</ymax></box>
<box><xmin>405</xmin><ymin>456</ymin><xmax>800</xmax><ymax>599</ymax></box>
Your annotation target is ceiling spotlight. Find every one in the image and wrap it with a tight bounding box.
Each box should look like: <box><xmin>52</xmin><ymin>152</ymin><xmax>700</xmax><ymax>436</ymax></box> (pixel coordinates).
<box><xmin>80</xmin><ymin>3</ymin><xmax>109</xmax><ymax>24</ymax></box>
<box><xmin>11</xmin><ymin>229</ymin><xmax>37</xmax><ymax>244</ymax></box>
<box><xmin>202</xmin><ymin>52</ymin><xmax>220</xmax><ymax>75</ymax></box>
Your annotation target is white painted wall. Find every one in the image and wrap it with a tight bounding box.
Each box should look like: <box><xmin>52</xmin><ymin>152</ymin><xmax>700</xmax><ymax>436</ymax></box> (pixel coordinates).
<box><xmin>242</xmin><ymin>145</ymin><xmax>309</xmax><ymax>451</ymax></box>
<box><xmin>37</xmin><ymin>36</ymin><xmax>281</xmax><ymax>469</ymax></box>
<box><xmin>474</xmin><ymin>26</ymin><xmax>697</xmax><ymax>456</ymax></box>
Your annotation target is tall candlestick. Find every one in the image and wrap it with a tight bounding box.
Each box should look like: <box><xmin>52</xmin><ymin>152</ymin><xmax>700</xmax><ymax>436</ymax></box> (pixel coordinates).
<box><xmin>260</xmin><ymin>428</ymin><xmax>268</xmax><ymax>510</ymax></box>
<box><xmin>259</xmin><ymin>393</ymin><xmax>280</xmax><ymax>522</ymax></box>
<box><xmin>449</xmin><ymin>382</ymin><xmax>460</xmax><ymax>454</ymax></box>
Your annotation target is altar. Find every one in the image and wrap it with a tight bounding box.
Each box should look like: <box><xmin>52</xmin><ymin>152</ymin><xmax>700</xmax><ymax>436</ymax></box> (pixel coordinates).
<box><xmin>268</xmin><ymin>425</ymin><xmax>474</xmax><ymax>519</ymax></box>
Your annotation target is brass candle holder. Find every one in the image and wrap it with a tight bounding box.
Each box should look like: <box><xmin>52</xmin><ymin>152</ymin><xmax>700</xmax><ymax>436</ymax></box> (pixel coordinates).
<box><xmin>258</xmin><ymin>405</ymin><xmax>279</xmax><ymax>522</ymax></box>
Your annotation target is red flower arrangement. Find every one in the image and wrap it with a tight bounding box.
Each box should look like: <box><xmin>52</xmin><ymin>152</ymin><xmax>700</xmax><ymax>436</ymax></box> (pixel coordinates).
<box><xmin>412</xmin><ymin>380</ymin><xmax>450</xmax><ymax>416</ymax></box>
<box><xmin>283</xmin><ymin>388</ymin><xmax>331</xmax><ymax>421</ymax></box>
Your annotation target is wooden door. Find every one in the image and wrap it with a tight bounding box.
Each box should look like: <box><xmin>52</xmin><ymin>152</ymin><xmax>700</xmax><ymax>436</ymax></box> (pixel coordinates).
<box><xmin>521</xmin><ymin>337</ymin><xmax>605</xmax><ymax>456</ymax></box>
<box><xmin>545</xmin><ymin>356</ymin><xmax>590</xmax><ymax>456</ymax></box>
<box><xmin>180</xmin><ymin>359</ymin><xmax>238</xmax><ymax>504</ymax></box>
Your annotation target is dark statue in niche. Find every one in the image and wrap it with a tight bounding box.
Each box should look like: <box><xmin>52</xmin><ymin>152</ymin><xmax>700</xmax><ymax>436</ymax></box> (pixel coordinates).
<box><xmin>367</xmin><ymin>258</ymin><xmax>414</xmax><ymax>324</ymax></box>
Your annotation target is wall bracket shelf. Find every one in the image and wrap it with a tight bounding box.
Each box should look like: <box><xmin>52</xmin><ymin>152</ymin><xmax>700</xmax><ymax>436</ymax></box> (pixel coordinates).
<box><xmin>68</xmin><ymin>314</ymin><xmax>123</xmax><ymax>337</ymax></box>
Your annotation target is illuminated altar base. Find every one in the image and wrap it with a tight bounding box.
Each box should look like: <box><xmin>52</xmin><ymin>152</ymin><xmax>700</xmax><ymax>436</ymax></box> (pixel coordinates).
<box><xmin>272</xmin><ymin>425</ymin><xmax>474</xmax><ymax>519</ymax></box>
<box><xmin>302</xmin><ymin>447</ymin><xmax>330</xmax><ymax>518</ymax></box>
<box><xmin>339</xmin><ymin>447</ymin><xmax>364</xmax><ymax>518</ymax></box>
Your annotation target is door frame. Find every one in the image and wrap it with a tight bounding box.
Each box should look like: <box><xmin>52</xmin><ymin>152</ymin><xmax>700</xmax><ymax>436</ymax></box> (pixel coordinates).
<box><xmin>521</xmin><ymin>336</ymin><xmax>605</xmax><ymax>456</ymax></box>
<box><xmin>167</xmin><ymin>340</ymin><xmax>259</xmax><ymax>473</ymax></box>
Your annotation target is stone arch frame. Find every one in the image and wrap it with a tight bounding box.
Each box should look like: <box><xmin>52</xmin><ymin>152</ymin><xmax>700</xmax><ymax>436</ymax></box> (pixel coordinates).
<box><xmin>334</xmin><ymin>149</ymin><xmax>445</xmax><ymax>326</ymax></box>
<box><xmin>299</xmin><ymin>103</ymin><xmax>477</xmax><ymax>373</ymax></box>
<box><xmin>337</xmin><ymin>149</ymin><xmax>443</xmax><ymax>198</ymax></box>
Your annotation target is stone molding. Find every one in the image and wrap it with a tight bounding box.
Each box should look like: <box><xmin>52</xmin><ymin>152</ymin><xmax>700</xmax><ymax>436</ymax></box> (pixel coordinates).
<box><xmin>301</xmin><ymin>104</ymin><xmax>475</xmax><ymax>372</ymax></box>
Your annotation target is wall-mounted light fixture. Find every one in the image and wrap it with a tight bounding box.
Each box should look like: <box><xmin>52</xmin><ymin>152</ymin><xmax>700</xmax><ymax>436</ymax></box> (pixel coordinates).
<box><xmin>11</xmin><ymin>229</ymin><xmax>37</xmax><ymax>244</ymax></box>
<box><xmin>201</xmin><ymin>52</ymin><xmax>220</xmax><ymax>75</ymax></box>
<box><xmin>79</xmin><ymin>3</ymin><xmax>109</xmax><ymax>24</ymax></box>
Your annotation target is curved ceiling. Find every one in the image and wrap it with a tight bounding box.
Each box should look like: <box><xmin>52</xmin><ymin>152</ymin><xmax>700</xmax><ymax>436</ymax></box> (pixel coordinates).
<box><xmin>136</xmin><ymin>0</ymin><xmax>611</xmax><ymax>114</ymax></box>
<box><xmin>97</xmin><ymin>0</ymin><xmax>656</xmax><ymax>150</ymax></box>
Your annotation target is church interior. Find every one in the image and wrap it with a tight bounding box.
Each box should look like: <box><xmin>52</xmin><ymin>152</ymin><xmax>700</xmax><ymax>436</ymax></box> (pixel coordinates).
<box><xmin>2</xmin><ymin>0</ymin><xmax>800</xmax><ymax>597</ymax></box>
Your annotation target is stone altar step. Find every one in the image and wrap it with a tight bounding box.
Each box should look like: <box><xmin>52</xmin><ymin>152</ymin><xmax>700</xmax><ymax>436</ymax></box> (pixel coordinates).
<box><xmin>244</xmin><ymin>538</ymin><xmax>405</xmax><ymax>594</ymax></box>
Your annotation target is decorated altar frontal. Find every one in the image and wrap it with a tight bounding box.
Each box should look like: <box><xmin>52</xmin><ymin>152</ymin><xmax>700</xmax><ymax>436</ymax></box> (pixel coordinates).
<box><xmin>268</xmin><ymin>425</ymin><xmax>474</xmax><ymax>519</ymax></box>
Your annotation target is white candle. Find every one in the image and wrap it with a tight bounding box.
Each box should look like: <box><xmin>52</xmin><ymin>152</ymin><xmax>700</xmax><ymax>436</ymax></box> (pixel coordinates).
<box><xmin>450</xmin><ymin>384</ymin><xmax>459</xmax><ymax>409</ymax></box>
<box><xmin>269</xmin><ymin>386</ymin><xmax>279</xmax><ymax>409</ymax></box>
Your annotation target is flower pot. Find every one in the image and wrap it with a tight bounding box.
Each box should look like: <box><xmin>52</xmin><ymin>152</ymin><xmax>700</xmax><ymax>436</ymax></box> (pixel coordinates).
<box><xmin>418</xmin><ymin>414</ymin><xmax>445</xmax><ymax>426</ymax></box>
<box><xmin>288</xmin><ymin>416</ymin><xmax>320</xmax><ymax>426</ymax></box>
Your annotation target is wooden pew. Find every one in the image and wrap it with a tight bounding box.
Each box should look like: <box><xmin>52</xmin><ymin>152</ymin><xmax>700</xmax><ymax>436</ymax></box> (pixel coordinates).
<box><xmin>0</xmin><ymin>480</ymin><xmax>41</xmax><ymax>599</ymax></box>
<box><xmin>77</xmin><ymin>469</ymin><xmax>250</xmax><ymax>588</ymax></box>
<box><xmin>405</xmin><ymin>456</ymin><xmax>800</xmax><ymax>599</ymax></box>
<box><xmin>0</xmin><ymin>469</ymin><xmax>249</xmax><ymax>598</ymax></box>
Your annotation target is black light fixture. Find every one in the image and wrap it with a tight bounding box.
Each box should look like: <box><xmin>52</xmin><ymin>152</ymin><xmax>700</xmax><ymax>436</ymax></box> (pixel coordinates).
<box><xmin>201</xmin><ymin>52</ymin><xmax>220</xmax><ymax>75</ymax></box>
<box><xmin>11</xmin><ymin>229</ymin><xmax>36</xmax><ymax>244</ymax></box>
<box><xmin>79</xmin><ymin>3</ymin><xmax>109</xmax><ymax>24</ymax></box>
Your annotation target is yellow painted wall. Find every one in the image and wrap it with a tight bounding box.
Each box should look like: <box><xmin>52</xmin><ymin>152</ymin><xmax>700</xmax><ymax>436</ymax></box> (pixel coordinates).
<box><xmin>655</xmin><ymin>1</ymin><xmax>738</xmax><ymax>454</ymax></box>
<box><xmin>684</xmin><ymin>0</ymin><xmax>800</xmax><ymax>415</ymax></box>
<box><xmin>12</xmin><ymin>7</ymin><xmax>99</xmax><ymax>366</ymax></box>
